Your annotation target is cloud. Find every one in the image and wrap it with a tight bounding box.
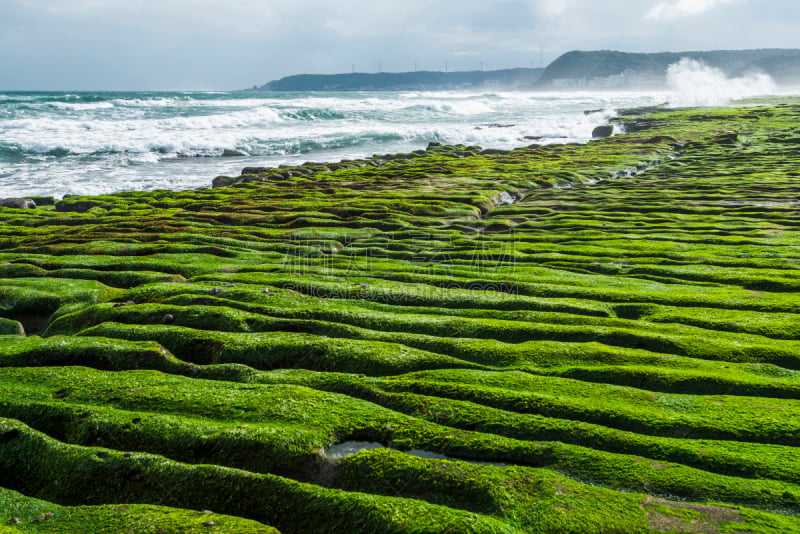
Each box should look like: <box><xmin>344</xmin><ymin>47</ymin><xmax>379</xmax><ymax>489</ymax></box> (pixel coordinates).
<box><xmin>1</xmin><ymin>0</ymin><xmax>795</xmax><ymax>90</ymax></box>
<box><xmin>537</xmin><ymin>0</ymin><xmax>572</xmax><ymax>17</ymax></box>
<box><xmin>645</xmin><ymin>0</ymin><xmax>738</xmax><ymax>20</ymax></box>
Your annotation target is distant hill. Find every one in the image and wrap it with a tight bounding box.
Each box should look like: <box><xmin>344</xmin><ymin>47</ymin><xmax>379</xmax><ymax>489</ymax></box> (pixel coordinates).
<box><xmin>254</xmin><ymin>68</ymin><xmax>544</xmax><ymax>92</ymax></box>
<box><xmin>537</xmin><ymin>49</ymin><xmax>800</xmax><ymax>88</ymax></box>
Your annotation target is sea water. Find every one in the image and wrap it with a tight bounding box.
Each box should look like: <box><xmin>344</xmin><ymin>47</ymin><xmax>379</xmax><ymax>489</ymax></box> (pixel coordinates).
<box><xmin>0</xmin><ymin>90</ymin><xmax>671</xmax><ymax>199</ymax></box>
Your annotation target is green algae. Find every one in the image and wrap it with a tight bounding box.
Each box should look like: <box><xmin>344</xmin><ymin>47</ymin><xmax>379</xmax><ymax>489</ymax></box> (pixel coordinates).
<box><xmin>1</xmin><ymin>366</ymin><xmax>800</xmax><ymax>515</ymax></box>
<box><xmin>0</xmin><ymin>487</ymin><xmax>278</xmax><ymax>533</ymax></box>
<box><xmin>0</xmin><ymin>418</ymin><xmax>517</xmax><ymax>534</ymax></box>
<box><xmin>0</xmin><ymin>318</ymin><xmax>23</xmax><ymax>336</ymax></box>
<box><xmin>338</xmin><ymin>448</ymin><xmax>800</xmax><ymax>534</ymax></box>
<box><xmin>0</xmin><ymin>335</ymin><xmax>185</xmax><ymax>372</ymax></box>
<box><xmin>2</xmin><ymin>101</ymin><xmax>800</xmax><ymax>531</ymax></box>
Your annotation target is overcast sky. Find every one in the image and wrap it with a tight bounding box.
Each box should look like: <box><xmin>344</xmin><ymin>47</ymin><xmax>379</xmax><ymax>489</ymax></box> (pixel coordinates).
<box><xmin>1</xmin><ymin>0</ymin><xmax>797</xmax><ymax>90</ymax></box>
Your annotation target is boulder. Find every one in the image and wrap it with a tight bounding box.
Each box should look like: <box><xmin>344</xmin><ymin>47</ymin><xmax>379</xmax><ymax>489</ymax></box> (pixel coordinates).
<box><xmin>592</xmin><ymin>125</ymin><xmax>614</xmax><ymax>138</ymax></box>
<box><xmin>0</xmin><ymin>197</ymin><xmax>36</xmax><ymax>209</ymax></box>
<box><xmin>221</xmin><ymin>149</ymin><xmax>249</xmax><ymax>157</ymax></box>
<box><xmin>212</xmin><ymin>175</ymin><xmax>237</xmax><ymax>188</ymax></box>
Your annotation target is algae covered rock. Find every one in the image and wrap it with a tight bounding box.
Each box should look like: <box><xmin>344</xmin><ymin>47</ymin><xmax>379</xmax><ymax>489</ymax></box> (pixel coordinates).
<box><xmin>0</xmin><ymin>319</ymin><xmax>25</xmax><ymax>336</ymax></box>
<box><xmin>2</xmin><ymin>101</ymin><xmax>800</xmax><ymax>532</ymax></box>
<box><xmin>0</xmin><ymin>486</ymin><xmax>279</xmax><ymax>532</ymax></box>
<box><xmin>213</xmin><ymin>175</ymin><xmax>237</xmax><ymax>188</ymax></box>
<box><xmin>54</xmin><ymin>198</ymin><xmax>105</xmax><ymax>212</ymax></box>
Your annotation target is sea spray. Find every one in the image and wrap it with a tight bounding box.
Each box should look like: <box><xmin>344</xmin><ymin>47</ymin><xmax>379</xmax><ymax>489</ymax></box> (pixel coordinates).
<box><xmin>666</xmin><ymin>58</ymin><xmax>776</xmax><ymax>107</ymax></box>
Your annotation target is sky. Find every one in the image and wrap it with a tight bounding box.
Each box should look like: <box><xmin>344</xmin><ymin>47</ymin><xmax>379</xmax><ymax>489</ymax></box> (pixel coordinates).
<box><xmin>0</xmin><ymin>0</ymin><xmax>797</xmax><ymax>90</ymax></box>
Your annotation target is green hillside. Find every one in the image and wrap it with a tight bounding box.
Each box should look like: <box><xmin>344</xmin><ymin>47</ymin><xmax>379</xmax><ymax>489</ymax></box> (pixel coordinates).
<box><xmin>537</xmin><ymin>48</ymin><xmax>800</xmax><ymax>86</ymax></box>
<box><xmin>257</xmin><ymin>68</ymin><xmax>543</xmax><ymax>91</ymax></box>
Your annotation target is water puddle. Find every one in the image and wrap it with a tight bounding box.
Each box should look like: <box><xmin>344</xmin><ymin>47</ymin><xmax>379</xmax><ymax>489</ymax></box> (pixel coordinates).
<box><xmin>496</xmin><ymin>191</ymin><xmax>515</xmax><ymax>206</ymax></box>
<box><xmin>324</xmin><ymin>441</ymin><xmax>507</xmax><ymax>467</ymax></box>
<box><xmin>324</xmin><ymin>441</ymin><xmax>384</xmax><ymax>462</ymax></box>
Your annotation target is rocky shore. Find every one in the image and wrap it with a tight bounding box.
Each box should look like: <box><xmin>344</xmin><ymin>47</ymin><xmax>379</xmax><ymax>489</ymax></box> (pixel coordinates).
<box><xmin>2</xmin><ymin>101</ymin><xmax>800</xmax><ymax>532</ymax></box>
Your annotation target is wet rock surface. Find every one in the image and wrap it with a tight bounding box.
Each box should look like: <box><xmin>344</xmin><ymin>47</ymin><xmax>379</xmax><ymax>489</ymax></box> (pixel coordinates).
<box><xmin>0</xmin><ymin>198</ymin><xmax>36</xmax><ymax>209</ymax></box>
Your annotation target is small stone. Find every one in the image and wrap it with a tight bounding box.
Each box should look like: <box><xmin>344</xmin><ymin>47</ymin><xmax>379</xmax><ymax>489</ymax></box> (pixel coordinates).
<box><xmin>184</xmin><ymin>363</ymin><xmax>201</xmax><ymax>375</ymax></box>
<box><xmin>34</xmin><ymin>512</ymin><xmax>54</xmax><ymax>522</ymax></box>
<box><xmin>113</xmin><ymin>300</ymin><xmax>136</xmax><ymax>308</ymax></box>
<box><xmin>162</xmin><ymin>313</ymin><xmax>175</xmax><ymax>324</ymax></box>
<box><xmin>9</xmin><ymin>517</ymin><xmax>19</xmax><ymax>524</ymax></box>
<box><xmin>124</xmin><ymin>452</ymin><xmax>133</xmax><ymax>457</ymax></box>
<box><xmin>201</xmin><ymin>510</ymin><xmax>214</xmax><ymax>514</ymax></box>
<box><xmin>209</xmin><ymin>287</ymin><xmax>223</xmax><ymax>295</ymax></box>
<box><xmin>203</xmin><ymin>521</ymin><xmax>221</xmax><ymax>527</ymax></box>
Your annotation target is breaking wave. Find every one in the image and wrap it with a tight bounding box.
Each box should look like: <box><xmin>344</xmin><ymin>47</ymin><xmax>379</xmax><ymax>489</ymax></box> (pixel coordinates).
<box><xmin>666</xmin><ymin>58</ymin><xmax>777</xmax><ymax>107</ymax></box>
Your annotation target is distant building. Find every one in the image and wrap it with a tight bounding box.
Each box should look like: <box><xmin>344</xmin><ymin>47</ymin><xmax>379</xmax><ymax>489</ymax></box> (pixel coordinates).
<box><xmin>549</xmin><ymin>69</ymin><xmax>662</xmax><ymax>89</ymax></box>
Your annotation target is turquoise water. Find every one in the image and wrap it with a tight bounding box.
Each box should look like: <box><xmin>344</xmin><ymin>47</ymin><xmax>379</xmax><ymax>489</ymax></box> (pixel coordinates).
<box><xmin>0</xmin><ymin>90</ymin><xmax>667</xmax><ymax>198</ymax></box>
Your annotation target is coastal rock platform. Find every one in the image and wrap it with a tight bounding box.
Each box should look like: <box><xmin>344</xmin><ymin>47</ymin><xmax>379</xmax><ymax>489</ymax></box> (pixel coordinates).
<box><xmin>2</xmin><ymin>101</ymin><xmax>800</xmax><ymax>532</ymax></box>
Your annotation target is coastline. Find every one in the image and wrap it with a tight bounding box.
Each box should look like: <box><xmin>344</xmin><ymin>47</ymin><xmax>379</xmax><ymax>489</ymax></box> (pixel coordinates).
<box><xmin>0</xmin><ymin>90</ymin><xmax>664</xmax><ymax>199</ymax></box>
<box><xmin>2</xmin><ymin>100</ymin><xmax>800</xmax><ymax>532</ymax></box>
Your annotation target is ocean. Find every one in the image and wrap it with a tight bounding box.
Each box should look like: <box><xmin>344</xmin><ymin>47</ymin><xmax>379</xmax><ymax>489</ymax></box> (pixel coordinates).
<box><xmin>0</xmin><ymin>90</ymin><xmax>672</xmax><ymax>199</ymax></box>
